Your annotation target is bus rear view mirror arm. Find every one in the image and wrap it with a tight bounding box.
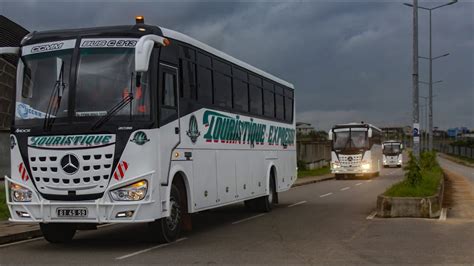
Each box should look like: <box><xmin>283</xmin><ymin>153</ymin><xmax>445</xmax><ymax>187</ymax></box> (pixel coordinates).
<box><xmin>135</xmin><ymin>35</ymin><xmax>170</xmax><ymax>72</ymax></box>
<box><xmin>0</xmin><ymin>47</ymin><xmax>20</xmax><ymax>55</ymax></box>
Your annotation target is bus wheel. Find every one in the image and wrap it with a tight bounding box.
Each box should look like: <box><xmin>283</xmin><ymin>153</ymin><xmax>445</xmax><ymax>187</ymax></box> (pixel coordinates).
<box><xmin>40</xmin><ymin>223</ymin><xmax>76</xmax><ymax>244</ymax></box>
<box><xmin>335</xmin><ymin>174</ymin><xmax>344</xmax><ymax>180</ymax></box>
<box><xmin>257</xmin><ymin>175</ymin><xmax>276</xmax><ymax>213</ymax></box>
<box><xmin>149</xmin><ymin>184</ymin><xmax>182</xmax><ymax>243</ymax></box>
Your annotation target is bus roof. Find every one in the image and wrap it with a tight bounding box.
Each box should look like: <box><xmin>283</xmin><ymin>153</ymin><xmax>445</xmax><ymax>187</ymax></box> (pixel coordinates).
<box><xmin>332</xmin><ymin>123</ymin><xmax>382</xmax><ymax>132</ymax></box>
<box><xmin>22</xmin><ymin>24</ymin><xmax>294</xmax><ymax>89</ymax></box>
<box><xmin>161</xmin><ymin>28</ymin><xmax>295</xmax><ymax>89</ymax></box>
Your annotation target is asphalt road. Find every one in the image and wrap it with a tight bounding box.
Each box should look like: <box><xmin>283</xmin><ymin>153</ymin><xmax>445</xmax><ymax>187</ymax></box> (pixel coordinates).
<box><xmin>2</xmin><ymin>166</ymin><xmax>474</xmax><ymax>264</ymax></box>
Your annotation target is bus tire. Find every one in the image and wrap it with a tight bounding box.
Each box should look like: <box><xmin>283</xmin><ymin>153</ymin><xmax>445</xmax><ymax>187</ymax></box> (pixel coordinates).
<box><xmin>40</xmin><ymin>223</ymin><xmax>76</xmax><ymax>244</ymax></box>
<box><xmin>335</xmin><ymin>174</ymin><xmax>343</xmax><ymax>180</ymax></box>
<box><xmin>257</xmin><ymin>174</ymin><xmax>277</xmax><ymax>213</ymax></box>
<box><xmin>149</xmin><ymin>184</ymin><xmax>182</xmax><ymax>243</ymax></box>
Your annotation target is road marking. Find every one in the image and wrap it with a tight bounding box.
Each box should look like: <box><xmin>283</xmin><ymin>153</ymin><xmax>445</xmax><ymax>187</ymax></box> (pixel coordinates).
<box><xmin>355</xmin><ymin>183</ymin><xmax>363</xmax><ymax>186</ymax></box>
<box><xmin>287</xmin><ymin>201</ymin><xmax>307</xmax><ymax>208</ymax></box>
<box><xmin>232</xmin><ymin>213</ymin><xmax>265</xmax><ymax>225</ymax></box>
<box><xmin>366</xmin><ymin>180</ymin><xmax>373</xmax><ymax>183</ymax></box>
<box><xmin>439</xmin><ymin>208</ymin><xmax>447</xmax><ymax>221</ymax></box>
<box><xmin>0</xmin><ymin>237</ymin><xmax>43</xmax><ymax>248</ymax></box>
<box><xmin>340</xmin><ymin>187</ymin><xmax>350</xmax><ymax>191</ymax></box>
<box><xmin>366</xmin><ymin>211</ymin><xmax>377</xmax><ymax>220</ymax></box>
<box><xmin>320</xmin><ymin>192</ymin><xmax>333</xmax><ymax>198</ymax></box>
<box><xmin>116</xmin><ymin>237</ymin><xmax>187</xmax><ymax>260</ymax></box>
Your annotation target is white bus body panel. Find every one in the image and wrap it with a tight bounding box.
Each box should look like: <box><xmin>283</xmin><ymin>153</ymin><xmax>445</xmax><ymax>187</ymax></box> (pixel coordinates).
<box><xmin>8</xmin><ymin>108</ymin><xmax>296</xmax><ymax>223</ymax></box>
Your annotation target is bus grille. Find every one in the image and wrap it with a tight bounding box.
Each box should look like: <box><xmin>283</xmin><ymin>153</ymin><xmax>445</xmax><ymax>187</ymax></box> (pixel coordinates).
<box><xmin>338</xmin><ymin>154</ymin><xmax>362</xmax><ymax>167</ymax></box>
<box><xmin>27</xmin><ymin>145</ymin><xmax>115</xmax><ymax>196</ymax></box>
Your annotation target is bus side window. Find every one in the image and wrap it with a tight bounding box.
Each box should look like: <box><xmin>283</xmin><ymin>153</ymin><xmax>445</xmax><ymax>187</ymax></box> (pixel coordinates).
<box><xmin>160</xmin><ymin>68</ymin><xmax>178</xmax><ymax>124</ymax></box>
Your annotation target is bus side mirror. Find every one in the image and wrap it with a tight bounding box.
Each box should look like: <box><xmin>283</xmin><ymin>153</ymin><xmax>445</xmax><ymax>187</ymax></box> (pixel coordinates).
<box><xmin>135</xmin><ymin>34</ymin><xmax>170</xmax><ymax>72</ymax></box>
<box><xmin>18</xmin><ymin>60</ymin><xmax>32</xmax><ymax>98</ymax></box>
<box><xmin>368</xmin><ymin>128</ymin><xmax>373</xmax><ymax>138</ymax></box>
<box><xmin>328</xmin><ymin>130</ymin><xmax>333</xmax><ymax>141</ymax></box>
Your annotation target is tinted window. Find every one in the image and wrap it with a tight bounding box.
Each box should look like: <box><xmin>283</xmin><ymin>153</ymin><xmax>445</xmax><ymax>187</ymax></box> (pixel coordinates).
<box><xmin>284</xmin><ymin>97</ymin><xmax>293</xmax><ymax>122</ymax></box>
<box><xmin>263</xmin><ymin>89</ymin><xmax>275</xmax><ymax>117</ymax></box>
<box><xmin>275</xmin><ymin>94</ymin><xmax>284</xmax><ymax>120</ymax></box>
<box><xmin>179</xmin><ymin>59</ymin><xmax>196</xmax><ymax>99</ymax></box>
<box><xmin>233</xmin><ymin>79</ymin><xmax>248</xmax><ymax>112</ymax></box>
<box><xmin>197</xmin><ymin>52</ymin><xmax>211</xmax><ymax>68</ymax></box>
<box><xmin>263</xmin><ymin>80</ymin><xmax>274</xmax><ymax>92</ymax></box>
<box><xmin>179</xmin><ymin>45</ymin><xmax>196</xmax><ymax>61</ymax></box>
<box><xmin>214</xmin><ymin>59</ymin><xmax>231</xmax><ymax>75</ymax></box>
<box><xmin>160</xmin><ymin>44</ymin><xmax>179</xmax><ymax>65</ymax></box>
<box><xmin>197</xmin><ymin>66</ymin><xmax>212</xmax><ymax>105</ymax></box>
<box><xmin>163</xmin><ymin>72</ymin><xmax>176</xmax><ymax>107</ymax></box>
<box><xmin>249</xmin><ymin>85</ymin><xmax>262</xmax><ymax>115</ymax></box>
<box><xmin>233</xmin><ymin>67</ymin><xmax>247</xmax><ymax>81</ymax></box>
<box><xmin>249</xmin><ymin>74</ymin><xmax>262</xmax><ymax>86</ymax></box>
<box><xmin>213</xmin><ymin>72</ymin><xmax>232</xmax><ymax>108</ymax></box>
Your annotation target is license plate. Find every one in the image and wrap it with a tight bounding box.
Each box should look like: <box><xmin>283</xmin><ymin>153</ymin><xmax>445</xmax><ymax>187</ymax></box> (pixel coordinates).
<box><xmin>56</xmin><ymin>208</ymin><xmax>88</xmax><ymax>218</ymax></box>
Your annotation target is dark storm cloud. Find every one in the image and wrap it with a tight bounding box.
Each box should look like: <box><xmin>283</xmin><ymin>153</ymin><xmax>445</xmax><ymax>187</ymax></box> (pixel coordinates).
<box><xmin>1</xmin><ymin>0</ymin><xmax>472</xmax><ymax>130</ymax></box>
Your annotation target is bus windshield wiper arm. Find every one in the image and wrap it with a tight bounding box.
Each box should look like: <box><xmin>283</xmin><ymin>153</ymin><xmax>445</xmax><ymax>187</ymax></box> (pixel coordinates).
<box><xmin>43</xmin><ymin>61</ymin><xmax>66</xmax><ymax>131</ymax></box>
<box><xmin>91</xmin><ymin>93</ymin><xmax>134</xmax><ymax>131</ymax></box>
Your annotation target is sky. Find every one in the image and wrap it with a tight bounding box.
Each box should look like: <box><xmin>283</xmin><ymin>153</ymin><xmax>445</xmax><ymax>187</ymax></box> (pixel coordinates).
<box><xmin>1</xmin><ymin>0</ymin><xmax>472</xmax><ymax>131</ymax></box>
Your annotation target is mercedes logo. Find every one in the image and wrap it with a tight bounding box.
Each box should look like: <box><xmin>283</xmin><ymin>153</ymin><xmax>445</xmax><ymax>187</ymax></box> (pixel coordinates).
<box><xmin>60</xmin><ymin>154</ymin><xmax>80</xmax><ymax>175</ymax></box>
<box><xmin>347</xmin><ymin>156</ymin><xmax>353</xmax><ymax>162</ymax></box>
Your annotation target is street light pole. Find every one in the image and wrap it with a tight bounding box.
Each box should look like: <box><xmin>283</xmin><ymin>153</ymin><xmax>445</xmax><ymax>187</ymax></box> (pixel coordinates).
<box><xmin>403</xmin><ymin>0</ymin><xmax>457</xmax><ymax>153</ymax></box>
<box><xmin>412</xmin><ymin>0</ymin><xmax>420</xmax><ymax>158</ymax></box>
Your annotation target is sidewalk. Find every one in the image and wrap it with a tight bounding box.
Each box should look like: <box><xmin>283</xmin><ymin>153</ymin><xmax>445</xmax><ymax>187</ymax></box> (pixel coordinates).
<box><xmin>0</xmin><ymin>174</ymin><xmax>334</xmax><ymax>245</ymax></box>
<box><xmin>439</xmin><ymin>153</ymin><xmax>474</xmax><ymax>168</ymax></box>
<box><xmin>0</xmin><ymin>222</ymin><xmax>41</xmax><ymax>245</ymax></box>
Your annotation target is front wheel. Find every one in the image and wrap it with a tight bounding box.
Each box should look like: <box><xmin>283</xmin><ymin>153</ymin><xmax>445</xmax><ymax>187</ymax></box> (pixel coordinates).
<box><xmin>40</xmin><ymin>223</ymin><xmax>76</xmax><ymax>244</ymax></box>
<box><xmin>149</xmin><ymin>184</ymin><xmax>182</xmax><ymax>243</ymax></box>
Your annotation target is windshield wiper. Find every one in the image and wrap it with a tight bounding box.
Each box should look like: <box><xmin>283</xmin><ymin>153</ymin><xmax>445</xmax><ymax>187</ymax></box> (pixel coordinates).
<box><xmin>43</xmin><ymin>61</ymin><xmax>66</xmax><ymax>131</ymax></box>
<box><xmin>91</xmin><ymin>72</ymin><xmax>136</xmax><ymax>131</ymax></box>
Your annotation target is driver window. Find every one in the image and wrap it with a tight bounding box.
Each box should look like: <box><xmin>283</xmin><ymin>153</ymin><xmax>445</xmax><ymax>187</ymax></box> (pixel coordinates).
<box><xmin>160</xmin><ymin>68</ymin><xmax>178</xmax><ymax>124</ymax></box>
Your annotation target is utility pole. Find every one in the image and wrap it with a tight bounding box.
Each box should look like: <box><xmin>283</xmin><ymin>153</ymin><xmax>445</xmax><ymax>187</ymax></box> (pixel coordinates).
<box><xmin>412</xmin><ymin>0</ymin><xmax>420</xmax><ymax>159</ymax></box>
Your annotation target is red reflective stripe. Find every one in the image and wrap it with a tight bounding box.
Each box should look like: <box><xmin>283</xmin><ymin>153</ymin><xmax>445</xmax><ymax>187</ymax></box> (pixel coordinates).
<box><xmin>122</xmin><ymin>161</ymin><xmax>128</xmax><ymax>171</ymax></box>
<box><xmin>113</xmin><ymin>171</ymin><xmax>119</xmax><ymax>180</ymax></box>
<box><xmin>118</xmin><ymin>164</ymin><xmax>124</xmax><ymax>178</ymax></box>
<box><xmin>19</xmin><ymin>163</ymin><xmax>23</xmax><ymax>173</ymax></box>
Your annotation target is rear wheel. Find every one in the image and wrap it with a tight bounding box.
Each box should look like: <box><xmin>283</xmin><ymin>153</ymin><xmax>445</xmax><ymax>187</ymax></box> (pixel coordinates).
<box><xmin>149</xmin><ymin>184</ymin><xmax>182</xmax><ymax>243</ymax></box>
<box><xmin>40</xmin><ymin>223</ymin><xmax>76</xmax><ymax>244</ymax></box>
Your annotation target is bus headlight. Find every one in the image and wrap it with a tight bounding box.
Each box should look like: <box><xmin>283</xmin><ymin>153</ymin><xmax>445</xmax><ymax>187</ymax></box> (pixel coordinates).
<box><xmin>332</xmin><ymin>162</ymin><xmax>341</xmax><ymax>169</ymax></box>
<box><xmin>361</xmin><ymin>163</ymin><xmax>371</xmax><ymax>170</ymax></box>
<box><xmin>10</xmin><ymin>183</ymin><xmax>32</xmax><ymax>202</ymax></box>
<box><xmin>110</xmin><ymin>180</ymin><xmax>148</xmax><ymax>201</ymax></box>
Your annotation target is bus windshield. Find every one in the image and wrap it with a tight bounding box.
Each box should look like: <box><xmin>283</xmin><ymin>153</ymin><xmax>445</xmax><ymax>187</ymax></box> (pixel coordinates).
<box><xmin>15</xmin><ymin>47</ymin><xmax>150</xmax><ymax>126</ymax></box>
<box><xmin>75</xmin><ymin>48</ymin><xmax>150</xmax><ymax>119</ymax></box>
<box><xmin>16</xmin><ymin>49</ymin><xmax>73</xmax><ymax>122</ymax></box>
<box><xmin>333</xmin><ymin>129</ymin><xmax>368</xmax><ymax>150</ymax></box>
<box><xmin>383</xmin><ymin>143</ymin><xmax>401</xmax><ymax>155</ymax></box>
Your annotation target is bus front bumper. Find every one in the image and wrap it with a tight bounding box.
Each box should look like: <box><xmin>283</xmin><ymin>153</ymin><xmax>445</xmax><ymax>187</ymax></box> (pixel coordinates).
<box><xmin>5</xmin><ymin>174</ymin><xmax>160</xmax><ymax>224</ymax></box>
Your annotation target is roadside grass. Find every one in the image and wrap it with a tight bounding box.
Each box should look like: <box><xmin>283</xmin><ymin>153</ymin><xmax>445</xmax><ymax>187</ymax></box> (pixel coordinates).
<box><xmin>384</xmin><ymin>166</ymin><xmax>443</xmax><ymax>197</ymax></box>
<box><xmin>447</xmin><ymin>154</ymin><xmax>474</xmax><ymax>165</ymax></box>
<box><xmin>298</xmin><ymin>166</ymin><xmax>331</xmax><ymax>178</ymax></box>
<box><xmin>0</xmin><ymin>184</ymin><xmax>9</xmax><ymax>220</ymax></box>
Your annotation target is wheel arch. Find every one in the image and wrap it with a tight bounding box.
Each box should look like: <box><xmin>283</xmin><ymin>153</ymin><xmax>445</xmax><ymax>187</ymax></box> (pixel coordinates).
<box><xmin>167</xmin><ymin>167</ymin><xmax>193</xmax><ymax>213</ymax></box>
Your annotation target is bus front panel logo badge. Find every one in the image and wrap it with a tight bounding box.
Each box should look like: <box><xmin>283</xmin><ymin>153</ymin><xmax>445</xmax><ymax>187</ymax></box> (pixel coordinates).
<box><xmin>131</xmin><ymin>131</ymin><xmax>149</xmax><ymax>145</ymax></box>
<box><xmin>61</xmin><ymin>154</ymin><xmax>80</xmax><ymax>175</ymax></box>
<box><xmin>187</xmin><ymin>115</ymin><xmax>200</xmax><ymax>144</ymax></box>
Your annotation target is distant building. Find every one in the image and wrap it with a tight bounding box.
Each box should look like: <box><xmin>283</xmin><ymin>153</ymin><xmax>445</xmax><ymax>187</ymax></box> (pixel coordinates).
<box><xmin>447</xmin><ymin>127</ymin><xmax>469</xmax><ymax>138</ymax></box>
<box><xmin>296</xmin><ymin>122</ymin><xmax>315</xmax><ymax>135</ymax></box>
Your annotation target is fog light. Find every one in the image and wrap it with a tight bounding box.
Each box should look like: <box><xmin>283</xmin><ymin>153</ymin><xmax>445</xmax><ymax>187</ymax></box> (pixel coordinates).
<box><xmin>116</xmin><ymin>210</ymin><xmax>135</xmax><ymax>218</ymax></box>
<box><xmin>361</xmin><ymin>163</ymin><xmax>371</xmax><ymax>170</ymax></box>
<box><xmin>16</xmin><ymin>211</ymin><xmax>30</xmax><ymax>218</ymax></box>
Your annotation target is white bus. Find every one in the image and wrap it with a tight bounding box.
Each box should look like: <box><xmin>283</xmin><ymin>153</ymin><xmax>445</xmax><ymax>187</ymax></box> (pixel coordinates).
<box><xmin>1</xmin><ymin>16</ymin><xmax>296</xmax><ymax>243</ymax></box>
<box><xmin>328</xmin><ymin>123</ymin><xmax>382</xmax><ymax>179</ymax></box>
<box><xmin>382</xmin><ymin>140</ymin><xmax>403</xmax><ymax>168</ymax></box>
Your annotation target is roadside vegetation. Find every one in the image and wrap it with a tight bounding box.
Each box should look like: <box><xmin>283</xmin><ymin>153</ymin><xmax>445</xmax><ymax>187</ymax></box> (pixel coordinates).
<box><xmin>0</xmin><ymin>184</ymin><xmax>9</xmax><ymax>220</ymax></box>
<box><xmin>297</xmin><ymin>165</ymin><xmax>331</xmax><ymax>178</ymax></box>
<box><xmin>385</xmin><ymin>151</ymin><xmax>443</xmax><ymax>197</ymax></box>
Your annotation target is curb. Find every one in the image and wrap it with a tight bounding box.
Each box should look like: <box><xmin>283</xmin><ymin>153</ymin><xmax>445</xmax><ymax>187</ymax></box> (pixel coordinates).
<box><xmin>0</xmin><ymin>229</ymin><xmax>42</xmax><ymax>245</ymax></box>
<box><xmin>292</xmin><ymin>175</ymin><xmax>334</xmax><ymax>188</ymax></box>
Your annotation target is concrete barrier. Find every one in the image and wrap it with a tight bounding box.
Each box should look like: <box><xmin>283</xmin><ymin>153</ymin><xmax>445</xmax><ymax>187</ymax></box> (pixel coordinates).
<box><xmin>376</xmin><ymin>176</ymin><xmax>444</xmax><ymax>218</ymax></box>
